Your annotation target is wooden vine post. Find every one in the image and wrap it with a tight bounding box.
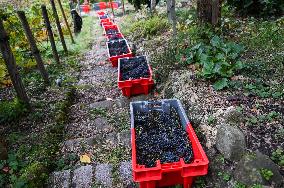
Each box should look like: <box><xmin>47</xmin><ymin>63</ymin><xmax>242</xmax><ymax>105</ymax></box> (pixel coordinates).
<box><xmin>57</xmin><ymin>0</ymin><xmax>75</xmax><ymax>44</ymax></box>
<box><xmin>50</xmin><ymin>0</ymin><xmax>68</xmax><ymax>54</ymax></box>
<box><xmin>41</xmin><ymin>5</ymin><xmax>60</xmax><ymax>64</ymax></box>
<box><xmin>0</xmin><ymin>18</ymin><xmax>30</xmax><ymax>107</ymax></box>
<box><xmin>167</xmin><ymin>0</ymin><xmax>177</xmax><ymax>37</ymax></box>
<box><xmin>109</xmin><ymin>0</ymin><xmax>115</xmax><ymax>17</ymax></box>
<box><xmin>17</xmin><ymin>11</ymin><xmax>50</xmax><ymax>85</ymax></box>
<box><xmin>121</xmin><ymin>0</ymin><xmax>125</xmax><ymax>15</ymax></box>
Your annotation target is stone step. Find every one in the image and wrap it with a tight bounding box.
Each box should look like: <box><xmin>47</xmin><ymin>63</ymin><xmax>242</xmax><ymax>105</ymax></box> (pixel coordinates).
<box><xmin>95</xmin><ymin>163</ymin><xmax>113</xmax><ymax>187</ymax></box>
<box><xmin>72</xmin><ymin>165</ymin><xmax>93</xmax><ymax>188</ymax></box>
<box><xmin>49</xmin><ymin>161</ymin><xmax>134</xmax><ymax>188</ymax></box>
<box><xmin>61</xmin><ymin>129</ymin><xmax>130</xmax><ymax>155</ymax></box>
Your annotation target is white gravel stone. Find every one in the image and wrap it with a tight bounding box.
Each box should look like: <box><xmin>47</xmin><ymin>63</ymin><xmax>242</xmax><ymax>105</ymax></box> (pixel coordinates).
<box><xmin>72</xmin><ymin>165</ymin><xmax>93</xmax><ymax>188</ymax></box>
<box><xmin>49</xmin><ymin>170</ymin><xmax>71</xmax><ymax>188</ymax></box>
<box><xmin>95</xmin><ymin>163</ymin><xmax>113</xmax><ymax>187</ymax></box>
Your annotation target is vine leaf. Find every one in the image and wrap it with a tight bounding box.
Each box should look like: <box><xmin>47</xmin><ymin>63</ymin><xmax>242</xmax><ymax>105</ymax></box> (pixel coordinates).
<box><xmin>213</xmin><ymin>78</ymin><xmax>229</xmax><ymax>90</ymax></box>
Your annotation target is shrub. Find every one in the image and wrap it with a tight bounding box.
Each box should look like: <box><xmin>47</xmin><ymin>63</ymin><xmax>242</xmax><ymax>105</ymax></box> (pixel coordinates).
<box><xmin>128</xmin><ymin>15</ymin><xmax>169</xmax><ymax>39</ymax></box>
<box><xmin>128</xmin><ymin>0</ymin><xmax>148</xmax><ymax>9</ymax></box>
<box><xmin>176</xmin><ymin>35</ymin><xmax>244</xmax><ymax>90</ymax></box>
<box><xmin>128</xmin><ymin>0</ymin><xmax>159</xmax><ymax>9</ymax></box>
<box><xmin>0</xmin><ymin>98</ymin><xmax>28</xmax><ymax>124</ymax></box>
<box><xmin>227</xmin><ymin>0</ymin><xmax>284</xmax><ymax>16</ymax></box>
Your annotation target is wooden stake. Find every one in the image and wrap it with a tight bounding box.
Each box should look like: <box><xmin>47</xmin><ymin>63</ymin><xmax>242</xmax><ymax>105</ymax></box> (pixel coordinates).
<box><xmin>17</xmin><ymin>11</ymin><xmax>50</xmax><ymax>85</ymax></box>
<box><xmin>41</xmin><ymin>5</ymin><xmax>60</xmax><ymax>64</ymax></box>
<box><xmin>50</xmin><ymin>0</ymin><xmax>68</xmax><ymax>54</ymax></box>
<box><xmin>121</xmin><ymin>0</ymin><xmax>125</xmax><ymax>15</ymax></box>
<box><xmin>109</xmin><ymin>0</ymin><xmax>115</xmax><ymax>17</ymax></box>
<box><xmin>0</xmin><ymin>18</ymin><xmax>30</xmax><ymax>106</ymax></box>
<box><xmin>57</xmin><ymin>0</ymin><xmax>75</xmax><ymax>44</ymax></box>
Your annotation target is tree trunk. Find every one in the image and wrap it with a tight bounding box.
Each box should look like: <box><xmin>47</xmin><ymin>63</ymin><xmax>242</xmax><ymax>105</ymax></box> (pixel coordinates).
<box><xmin>167</xmin><ymin>0</ymin><xmax>172</xmax><ymax>23</ymax></box>
<box><xmin>151</xmin><ymin>0</ymin><xmax>156</xmax><ymax>13</ymax></box>
<box><xmin>171</xmin><ymin>0</ymin><xmax>177</xmax><ymax>37</ymax></box>
<box><xmin>41</xmin><ymin>5</ymin><xmax>60</xmax><ymax>64</ymax></box>
<box><xmin>121</xmin><ymin>0</ymin><xmax>125</xmax><ymax>15</ymax></box>
<box><xmin>57</xmin><ymin>0</ymin><xmax>75</xmax><ymax>44</ymax></box>
<box><xmin>0</xmin><ymin>18</ymin><xmax>30</xmax><ymax>107</ymax></box>
<box><xmin>197</xmin><ymin>0</ymin><xmax>221</xmax><ymax>25</ymax></box>
<box><xmin>17</xmin><ymin>11</ymin><xmax>50</xmax><ymax>85</ymax></box>
<box><xmin>167</xmin><ymin>0</ymin><xmax>177</xmax><ymax>37</ymax></box>
<box><xmin>50</xmin><ymin>0</ymin><xmax>68</xmax><ymax>54</ymax></box>
<box><xmin>109</xmin><ymin>0</ymin><xmax>115</xmax><ymax>17</ymax></box>
<box><xmin>0</xmin><ymin>138</ymin><xmax>7</xmax><ymax>160</ymax></box>
<box><xmin>211</xmin><ymin>0</ymin><xmax>221</xmax><ymax>26</ymax></box>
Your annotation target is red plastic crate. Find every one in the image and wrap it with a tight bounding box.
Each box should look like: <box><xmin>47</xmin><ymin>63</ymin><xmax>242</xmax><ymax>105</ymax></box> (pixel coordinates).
<box><xmin>98</xmin><ymin>2</ymin><xmax>107</xmax><ymax>9</ymax></box>
<box><xmin>80</xmin><ymin>5</ymin><xmax>91</xmax><ymax>13</ymax></box>
<box><xmin>103</xmin><ymin>24</ymin><xmax>121</xmax><ymax>36</ymax></box>
<box><xmin>102</xmin><ymin>21</ymin><xmax>113</xmax><ymax>27</ymax></box>
<box><xmin>107</xmin><ymin>2</ymin><xmax>119</xmax><ymax>9</ymax></box>
<box><xmin>99</xmin><ymin>15</ymin><xmax>109</xmax><ymax>21</ymax></box>
<box><xmin>106</xmin><ymin>39</ymin><xmax>133</xmax><ymax>67</ymax></box>
<box><xmin>130</xmin><ymin>100</ymin><xmax>209</xmax><ymax>188</ymax></box>
<box><xmin>106</xmin><ymin>33</ymin><xmax>124</xmax><ymax>41</ymax></box>
<box><xmin>118</xmin><ymin>56</ymin><xmax>154</xmax><ymax>97</ymax></box>
<box><xmin>97</xmin><ymin>11</ymin><xmax>106</xmax><ymax>16</ymax></box>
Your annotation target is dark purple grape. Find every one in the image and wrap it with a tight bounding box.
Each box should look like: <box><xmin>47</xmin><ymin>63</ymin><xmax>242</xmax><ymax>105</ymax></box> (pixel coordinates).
<box><xmin>108</xmin><ymin>40</ymin><xmax>130</xmax><ymax>56</ymax></box>
<box><xmin>134</xmin><ymin>105</ymin><xmax>194</xmax><ymax>167</ymax></box>
<box><xmin>120</xmin><ymin>56</ymin><xmax>150</xmax><ymax>81</ymax></box>
<box><xmin>106</xmin><ymin>28</ymin><xmax>119</xmax><ymax>35</ymax></box>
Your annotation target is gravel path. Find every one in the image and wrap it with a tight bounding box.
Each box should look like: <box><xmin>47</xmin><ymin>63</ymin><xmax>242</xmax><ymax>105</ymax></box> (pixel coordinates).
<box><xmin>49</xmin><ymin>11</ymin><xmax>137</xmax><ymax>188</ymax></box>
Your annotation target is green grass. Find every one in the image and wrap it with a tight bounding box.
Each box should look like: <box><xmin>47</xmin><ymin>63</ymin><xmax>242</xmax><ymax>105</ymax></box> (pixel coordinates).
<box><xmin>0</xmin><ymin>14</ymin><xmax>93</xmax><ymax>188</ymax></box>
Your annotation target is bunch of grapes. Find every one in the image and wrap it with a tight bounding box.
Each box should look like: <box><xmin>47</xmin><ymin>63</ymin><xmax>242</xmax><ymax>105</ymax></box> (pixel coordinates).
<box><xmin>120</xmin><ymin>56</ymin><xmax>150</xmax><ymax>80</ymax></box>
<box><xmin>106</xmin><ymin>28</ymin><xmax>119</xmax><ymax>35</ymax></box>
<box><xmin>108</xmin><ymin>33</ymin><xmax>123</xmax><ymax>41</ymax></box>
<box><xmin>108</xmin><ymin>40</ymin><xmax>130</xmax><ymax>56</ymax></box>
<box><xmin>135</xmin><ymin>105</ymin><xmax>194</xmax><ymax>168</ymax></box>
<box><xmin>100</xmin><ymin>15</ymin><xmax>108</xmax><ymax>19</ymax></box>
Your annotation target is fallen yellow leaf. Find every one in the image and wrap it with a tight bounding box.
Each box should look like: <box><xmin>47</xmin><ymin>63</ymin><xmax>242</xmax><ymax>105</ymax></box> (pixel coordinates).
<box><xmin>80</xmin><ymin>154</ymin><xmax>91</xmax><ymax>163</ymax></box>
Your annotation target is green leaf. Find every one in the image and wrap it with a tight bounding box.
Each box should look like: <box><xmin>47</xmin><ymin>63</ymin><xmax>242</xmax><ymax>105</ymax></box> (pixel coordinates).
<box><xmin>191</xmin><ymin>43</ymin><xmax>202</xmax><ymax>51</ymax></box>
<box><xmin>0</xmin><ymin>64</ymin><xmax>6</xmax><ymax>79</ymax></box>
<box><xmin>234</xmin><ymin>60</ymin><xmax>244</xmax><ymax>70</ymax></box>
<box><xmin>210</xmin><ymin>36</ymin><xmax>221</xmax><ymax>47</ymax></box>
<box><xmin>216</xmin><ymin>53</ymin><xmax>225</xmax><ymax>60</ymax></box>
<box><xmin>200</xmin><ymin>53</ymin><xmax>209</xmax><ymax>63</ymax></box>
<box><xmin>213</xmin><ymin>78</ymin><xmax>229</xmax><ymax>90</ymax></box>
<box><xmin>202</xmin><ymin>61</ymin><xmax>214</xmax><ymax>77</ymax></box>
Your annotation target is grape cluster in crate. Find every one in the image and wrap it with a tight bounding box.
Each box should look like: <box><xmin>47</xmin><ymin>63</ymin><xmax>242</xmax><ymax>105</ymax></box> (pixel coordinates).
<box><xmin>97</xmin><ymin>11</ymin><xmax>153</xmax><ymax>97</ymax></box>
<box><xmin>96</xmin><ymin>11</ymin><xmax>209</xmax><ymax>188</ymax></box>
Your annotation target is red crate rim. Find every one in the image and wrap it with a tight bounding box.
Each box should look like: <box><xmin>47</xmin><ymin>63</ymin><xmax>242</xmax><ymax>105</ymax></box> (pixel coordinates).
<box><xmin>106</xmin><ymin>39</ymin><xmax>132</xmax><ymax>59</ymax></box>
<box><xmin>103</xmin><ymin>24</ymin><xmax>121</xmax><ymax>36</ymax></box>
<box><xmin>130</xmin><ymin>100</ymin><xmax>209</xmax><ymax>183</ymax></box>
<box><xmin>117</xmin><ymin>56</ymin><xmax>154</xmax><ymax>86</ymax></box>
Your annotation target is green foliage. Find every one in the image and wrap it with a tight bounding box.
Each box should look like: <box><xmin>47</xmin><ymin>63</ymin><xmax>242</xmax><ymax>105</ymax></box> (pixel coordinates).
<box><xmin>193</xmin><ymin>176</ymin><xmax>206</xmax><ymax>188</ymax></box>
<box><xmin>128</xmin><ymin>15</ymin><xmax>169</xmax><ymax>39</ymax></box>
<box><xmin>151</xmin><ymin>40</ymin><xmax>178</xmax><ymax>85</ymax></box>
<box><xmin>128</xmin><ymin>0</ymin><xmax>148</xmax><ymax>9</ymax></box>
<box><xmin>227</xmin><ymin>0</ymin><xmax>284</xmax><ymax>16</ymax></box>
<box><xmin>260</xmin><ymin>168</ymin><xmax>273</xmax><ymax>181</ymax></box>
<box><xmin>235</xmin><ymin>182</ymin><xmax>246</xmax><ymax>188</ymax></box>
<box><xmin>0</xmin><ymin>98</ymin><xmax>28</xmax><ymax>124</ymax></box>
<box><xmin>90</xmin><ymin>108</ymin><xmax>107</xmax><ymax>118</ymax></box>
<box><xmin>218</xmin><ymin>172</ymin><xmax>231</xmax><ymax>181</ymax></box>
<box><xmin>55</xmin><ymin>153</ymin><xmax>78</xmax><ymax>171</ymax></box>
<box><xmin>246</xmin><ymin>111</ymin><xmax>281</xmax><ymax>126</ymax></box>
<box><xmin>207</xmin><ymin>115</ymin><xmax>217</xmax><ymax>125</ymax></box>
<box><xmin>251</xmin><ymin>185</ymin><xmax>263</xmax><ymax>188</ymax></box>
<box><xmin>271</xmin><ymin>148</ymin><xmax>284</xmax><ymax>167</ymax></box>
<box><xmin>0</xmin><ymin>153</ymin><xmax>28</xmax><ymax>187</ymax></box>
<box><xmin>177</xmin><ymin>35</ymin><xmax>244</xmax><ymax>90</ymax></box>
